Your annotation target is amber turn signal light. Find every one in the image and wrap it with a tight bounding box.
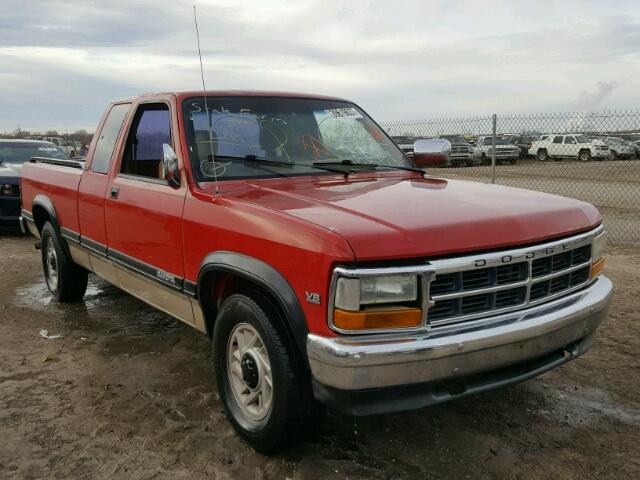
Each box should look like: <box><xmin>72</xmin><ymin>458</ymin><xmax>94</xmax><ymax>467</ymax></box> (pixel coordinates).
<box><xmin>590</xmin><ymin>257</ymin><xmax>605</xmax><ymax>279</ymax></box>
<box><xmin>333</xmin><ymin>307</ymin><xmax>422</xmax><ymax>331</ymax></box>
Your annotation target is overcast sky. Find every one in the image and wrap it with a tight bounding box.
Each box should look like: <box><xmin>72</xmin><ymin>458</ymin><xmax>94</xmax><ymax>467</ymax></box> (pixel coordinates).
<box><xmin>1</xmin><ymin>0</ymin><xmax>639</xmax><ymax>132</ymax></box>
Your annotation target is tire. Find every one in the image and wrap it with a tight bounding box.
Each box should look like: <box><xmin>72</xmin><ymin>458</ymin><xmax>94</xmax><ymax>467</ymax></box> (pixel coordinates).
<box><xmin>465</xmin><ymin>159</ymin><xmax>474</xmax><ymax>167</ymax></box>
<box><xmin>509</xmin><ymin>158</ymin><xmax>517</xmax><ymax>165</ymax></box>
<box><xmin>41</xmin><ymin>222</ymin><xmax>88</xmax><ymax>302</ymax></box>
<box><xmin>213</xmin><ymin>293</ymin><xmax>316</xmax><ymax>453</ymax></box>
<box><xmin>610</xmin><ymin>150</ymin><xmax>617</xmax><ymax>160</ymax></box>
<box><xmin>537</xmin><ymin>149</ymin><xmax>548</xmax><ymax>162</ymax></box>
<box><xmin>578</xmin><ymin>149</ymin><xmax>591</xmax><ymax>162</ymax></box>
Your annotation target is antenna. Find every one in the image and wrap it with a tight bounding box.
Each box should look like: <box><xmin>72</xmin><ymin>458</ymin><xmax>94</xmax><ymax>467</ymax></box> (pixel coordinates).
<box><xmin>193</xmin><ymin>4</ymin><xmax>220</xmax><ymax>196</ymax></box>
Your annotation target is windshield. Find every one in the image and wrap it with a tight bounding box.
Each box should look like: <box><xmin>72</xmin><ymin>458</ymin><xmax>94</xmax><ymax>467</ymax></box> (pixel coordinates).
<box><xmin>483</xmin><ymin>137</ymin><xmax>511</xmax><ymax>146</ymax></box>
<box><xmin>0</xmin><ymin>142</ymin><xmax>68</xmax><ymax>165</ymax></box>
<box><xmin>183</xmin><ymin>96</ymin><xmax>409</xmax><ymax>181</ymax></box>
<box><xmin>575</xmin><ymin>135</ymin><xmax>590</xmax><ymax>143</ymax></box>
<box><xmin>441</xmin><ymin>135</ymin><xmax>466</xmax><ymax>143</ymax></box>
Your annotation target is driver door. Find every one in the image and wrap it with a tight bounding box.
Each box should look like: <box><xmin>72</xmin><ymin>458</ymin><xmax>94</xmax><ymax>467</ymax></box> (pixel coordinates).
<box><xmin>104</xmin><ymin>100</ymin><xmax>193</xmax><ymax>323</ymax></box>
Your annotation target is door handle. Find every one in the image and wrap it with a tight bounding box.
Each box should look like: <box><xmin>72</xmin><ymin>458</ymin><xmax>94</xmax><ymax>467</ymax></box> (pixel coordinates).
<box><xmin>110</xmin><ymin>186</ymin><xmax>120</xmax><ymax>199</ymax></box>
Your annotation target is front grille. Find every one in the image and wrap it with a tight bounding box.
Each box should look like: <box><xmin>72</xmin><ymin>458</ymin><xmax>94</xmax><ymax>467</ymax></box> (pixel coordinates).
<box><xmin>427</xmin><ymin>238</ymin><xmax>594</xmax><ymax>326</ymax></box>
<box><xmin>451</xmin><ymin>146</ymin><xmax>470</xmax><ymax>154</ymax></box>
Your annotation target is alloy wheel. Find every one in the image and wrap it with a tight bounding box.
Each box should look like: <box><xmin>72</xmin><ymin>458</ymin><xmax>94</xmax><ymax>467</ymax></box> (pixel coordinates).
<box><xmin>45</xmin><ymin>240</ymin><xmax>58</xmax><ymax>292</ymax></box>
<box><xmin>227</xmin><ymin>323</ymin><xmax>273</xmax><ymax>421</ymax></box>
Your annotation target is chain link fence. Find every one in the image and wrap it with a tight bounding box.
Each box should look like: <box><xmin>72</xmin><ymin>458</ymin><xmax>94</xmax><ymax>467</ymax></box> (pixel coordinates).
<box><xmin>382</xmin><ymin>110</ymin><xmax>640</xmax><ymax>244</ymax></box>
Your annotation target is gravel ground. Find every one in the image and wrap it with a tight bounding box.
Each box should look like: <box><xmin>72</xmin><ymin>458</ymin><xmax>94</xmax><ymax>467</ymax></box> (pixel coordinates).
<box><xmin>0</xmin><ymin>233</ymin><xmax>639</xmax><ymax>480</ymax></box>
<box><xmin>436</xmin><ymin>159</ymin><xmax>640</xmax><ymax>244</ymax></box>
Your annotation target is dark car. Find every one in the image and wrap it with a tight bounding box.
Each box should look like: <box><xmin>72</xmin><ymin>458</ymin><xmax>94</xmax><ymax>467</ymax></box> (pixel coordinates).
<box><xmin>505</xmin><ymin>135</ymin><xmax>537</xmax><ymax>158</ymax></box>
<box><xmin>390</xmin><ymin>135</ymin><xmax>419</xmax><ymax>158</ymax></box>
<box><xmin>0</xmin><ymin>140</ymin><xmax>68</xmax><ymax>226</ymax></box>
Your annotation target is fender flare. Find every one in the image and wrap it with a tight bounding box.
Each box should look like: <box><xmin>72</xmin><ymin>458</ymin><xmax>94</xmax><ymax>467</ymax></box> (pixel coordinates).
<box><xmin>197</xmin><ymin>251</ymin><xmax>309</xmax><ymax>367</ymax></box>
<box><xmin>32</xmin><ymin>194</ymin><xmax>59</xmax><ymax>232</ymax></box>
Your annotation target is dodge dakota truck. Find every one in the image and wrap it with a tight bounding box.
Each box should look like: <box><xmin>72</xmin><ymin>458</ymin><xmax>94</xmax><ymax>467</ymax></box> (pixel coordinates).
<box><xmin>20</xmin><ymin>91</ymin><xmax>612</xmax><ymax>452</ymax></box>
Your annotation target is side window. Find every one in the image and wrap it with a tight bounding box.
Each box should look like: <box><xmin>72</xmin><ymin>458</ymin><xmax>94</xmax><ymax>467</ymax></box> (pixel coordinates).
<box><xmin>564</xmin><ymin>136</ymin><xmax>576</xmax><ymax>144</ymax></box>
<box><xmin>91</xmin><ymin>104</ymin><xmax>131</xmax><ymax>174</ymax></box>
<box><xmin>553</xmin><ymin>136</ymin><xmax>563</xmax><ymax>144</ymax></box>
<box><xmin>121</xmin><ymin>104</ymin><xmax>171</xmax><ymax>179</ymax></box>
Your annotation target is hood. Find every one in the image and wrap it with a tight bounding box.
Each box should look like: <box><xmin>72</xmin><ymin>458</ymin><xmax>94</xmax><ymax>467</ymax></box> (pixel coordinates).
<box><xmin>228</xmin><ymin>175</ymin><xmax>601</xmax><ymax>261</ymax></box>
<box><xmin>0</xmin><ymin>163</ymin><xmax>21</xmax><ymax>183</ymax></box>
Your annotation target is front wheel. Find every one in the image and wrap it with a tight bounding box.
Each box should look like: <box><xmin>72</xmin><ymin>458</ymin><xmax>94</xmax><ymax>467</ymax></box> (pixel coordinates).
<box><xmin>213</xmin><ymin>294</ymin><xmax>315</xmax><ymax>453</ymax></box>
<box><xmin>537</xmin><ymin>149</ymin><xmax>548</xmax><ymax>162</ymax></box>
<box><xmin>610</xmin><ymin>150</ymin><xmax>617</xmax><ymax>160</ymax></box>
<box><xmin>579</xmin><ymin>149</ymin><xmax>591</xmax><ymax>162</ymax></box>
<box><xmin>41</xmin><ymin>222</ymin><xmax>88</xmax><ymax>302</ymax></box>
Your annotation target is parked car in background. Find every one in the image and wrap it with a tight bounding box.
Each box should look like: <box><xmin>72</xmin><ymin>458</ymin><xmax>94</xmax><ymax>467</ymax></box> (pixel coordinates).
<box><xmin>440</xmin><ymin>135</ymin><xmax>475</xmax><ymax>166</ymax></box>
<box><xmin>0</xmin><ymin>139</ymin><xmax>69</xmax><ymax>226</ymax></box>
<box><xmin>20</xmin><ymin>90</ymin><xmax>610</xmax><ymax>452</ymax></box>
<box><xmin>504</xmin><ymin>135</ymin><xmax>536</xmax><ymax>158</ymax></box>
<box><xmin>42</xmin><ymin>136</ymin><xmax>77</xmax><ymax>158</ymax></box>
<box><xmin>390</xmin><ymin>135</ymin><xmax>419</xmax><ymax>159</ymax></box>
<box><xmin>602</xmin><ymin>137</ymin><xmax>636</xmax><ymax>159</ymax></box>
<box><xmin>473</xmin><ymin>136</ymin><xmax>520</xmax><ymax>164</ymax></box>
<box><xmin>528</xmin><ymin>134</ymin><xmax>609</xmax><ymax>162</ymax></box>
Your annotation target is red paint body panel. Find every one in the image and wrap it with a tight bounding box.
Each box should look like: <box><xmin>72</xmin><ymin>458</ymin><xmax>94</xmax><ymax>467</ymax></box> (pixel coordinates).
<box><xmin>20</xmin><ymin>91</ymin><xmax>603</xmax><ymax>339</ymax></box>
<box><xmin>78</xmin><ymin>171</ymin><xmax>111</xmax><ymax>247</ymax></box>
<box><xmin>105</xmin><ymin>176</ymin><xmax>187</xmax><ymax>277</ymax></box>
<box><xmin>21</xmin><ymin>162</ymin><xmax>83</xmax><ymax>232</ymax></box>
<box><xmin>181</xmin><ymin>189</ymin><xmax>355</xmax><ymax>336</ymax></box>
<box><xmin>207</xmin><ymin>173</ymin><xmax>601</xmax><ymax>261</ymax></box>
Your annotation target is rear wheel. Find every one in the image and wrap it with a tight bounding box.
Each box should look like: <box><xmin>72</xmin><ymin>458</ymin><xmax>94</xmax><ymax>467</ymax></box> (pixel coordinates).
<box><xmin>41</xmin><ymin>222</ymin><xmax>88</xmax><ymax>302</ymax></box>
<box><xmin>537</xmin><ymin>149</ymin><xmax>548</xmax><ymax>162</ymax></box>
<box><xmin>578</xmin><ymin>149</ymin><xmax>591</xmax><ymax>162</ymax></box>
<box><xmin>213</xmin><ymin>293</ymin><xmax>318</xmax><ymax>452</ymax></box>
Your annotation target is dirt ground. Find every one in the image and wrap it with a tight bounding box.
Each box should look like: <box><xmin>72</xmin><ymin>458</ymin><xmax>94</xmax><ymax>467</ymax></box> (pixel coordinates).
<box><xmin>0</xmin><ymin>232</ymin><xmax>639</xmax><ymax>480</ymax></box>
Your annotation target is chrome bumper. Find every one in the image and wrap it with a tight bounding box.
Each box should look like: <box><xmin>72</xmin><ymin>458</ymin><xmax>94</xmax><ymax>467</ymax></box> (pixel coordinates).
<box><xmin>18</xmin><ymin>215</ymin><xmax>27</xmax><ymax>234</ymax></box>
<box><xmin>307</xmin><ymin>276</ymin><xmax>613</xmax><ymax>392</ymax></box>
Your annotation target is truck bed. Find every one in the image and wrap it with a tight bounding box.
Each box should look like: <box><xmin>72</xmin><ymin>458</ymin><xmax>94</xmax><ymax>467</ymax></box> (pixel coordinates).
<box><xmin>21</xmin><ymin>158</ymin><xmax>85</xmax><ymax>233</ymax></box>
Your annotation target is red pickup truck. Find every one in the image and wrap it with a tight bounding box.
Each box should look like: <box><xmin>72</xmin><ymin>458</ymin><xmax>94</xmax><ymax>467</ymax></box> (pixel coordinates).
<box><xmin>20</xmin><ymin>91</ymin><xmax>612</xmax><ymax>452</ymax></box>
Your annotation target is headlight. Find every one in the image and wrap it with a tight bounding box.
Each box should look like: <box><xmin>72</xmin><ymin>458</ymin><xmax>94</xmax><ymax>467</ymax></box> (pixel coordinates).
<box><xmin>1</xmin><ymin>183</ymin><xmax>18</xmax><ymax>196</ymax></box>
<box><xmin>591</xmin><ymin>230</ymin><xmax>606</xmax><ymax>279</ymax></box>
<box><xmin>335</xmin><ymin>274</ymin><xmax>418</xmax><ymax>310</ymax></box>
<box><xmin>332</xmin><ymin>272</ymin><xmax>421</xmax><ymax>332</ymax></box>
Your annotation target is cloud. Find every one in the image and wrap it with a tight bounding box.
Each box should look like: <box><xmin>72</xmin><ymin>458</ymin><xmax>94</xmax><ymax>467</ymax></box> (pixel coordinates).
<box><xmin>574</xmin><ymin>81</ymin><xmax>618</xmax><ymax>111</ymax></box>
<box><xmin>1</xmin><ymin>0</ymin><xmax>639</xmax><ymax>131</ymax></box>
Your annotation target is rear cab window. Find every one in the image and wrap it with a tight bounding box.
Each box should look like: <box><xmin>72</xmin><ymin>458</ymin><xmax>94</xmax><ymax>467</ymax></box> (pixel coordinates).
<box><xmin>91</xmin><ymin>103</ymin><xmax>131</xmax><ymax>174</ymax></box>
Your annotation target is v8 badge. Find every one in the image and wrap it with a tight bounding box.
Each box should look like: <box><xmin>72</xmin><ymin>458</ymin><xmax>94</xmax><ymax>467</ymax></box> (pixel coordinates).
<box><xmin>305</xmin><ymin>291</ymin><xmax>321</xmax><ymax>305</ymax></box>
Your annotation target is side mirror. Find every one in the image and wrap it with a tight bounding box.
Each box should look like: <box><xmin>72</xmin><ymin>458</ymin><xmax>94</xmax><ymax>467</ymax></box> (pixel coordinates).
<box><xmin>162</xmin><ymin>144</ymin><xmax>181</xmax><ymax>188</ymax></box>
<box><xmin>412</xmin><ymin>139</ymin><xmax>451</xmax><ymax>167</ymax></box>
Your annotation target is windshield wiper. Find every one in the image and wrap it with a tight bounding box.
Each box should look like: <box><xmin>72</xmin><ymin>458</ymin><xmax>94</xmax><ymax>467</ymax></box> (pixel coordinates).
<box><xmin>210</xmin><ymin>154</ymin><xmax>349</xmax><ymax>176</ymax></box>
<box><xmin>313</xmin><ymin>159</ymin><xmax>425</xmax><ymax>175</ymax></box>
